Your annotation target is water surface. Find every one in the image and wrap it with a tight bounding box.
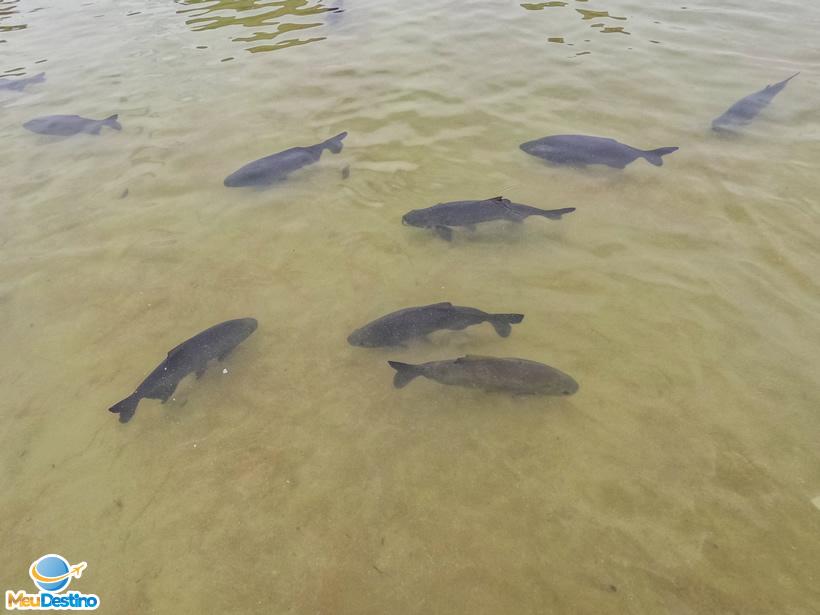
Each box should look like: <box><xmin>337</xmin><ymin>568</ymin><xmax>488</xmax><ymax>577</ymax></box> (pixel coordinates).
<box><xmin>1</xmin><ymin>0</ymin><xmax>819</xmax><ymax>613</ymax></box>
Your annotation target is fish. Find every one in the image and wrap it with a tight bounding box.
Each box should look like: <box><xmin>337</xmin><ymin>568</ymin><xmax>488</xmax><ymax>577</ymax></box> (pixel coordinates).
<box><xmin>108</xmin><ymin>318</ymin><xmax>258</xmax><ymax>424</ymax></box>
<box><xmin>520</xmin><ymin>134</ymin><xmax>678</xmax><ymax>169</ymax></box>
<box><xmin>0</xmin><ymin>72</ymin><xmax>45</xmax><ymax>92</ymax></box>
<box><xmin>23</xmin><ymin>114</ymin><xmax>121</xmax><ymax>136</ymax></box>
<box><xmin>712</xmin><ymin>72</ymin><xmax>800</xmax><ymax>133</ymax></box>
<box><xmin>402</xmin><ymin>196</ymin><xmax>575</xmax><ymax>241</ymax></box>
<box><xmin>224</xmin><ymin>132</ymin><xmax>348</xmax><ymax>187</ymax></box>
<box><xmin>387</xmin><ymin>355</ymin><xmax>579</xmax><ymax>396</ymax></box>
<box><xmin>348</xmin><ymin>302</ymin><xmax>524</xmax><ymax>347</ymax></box>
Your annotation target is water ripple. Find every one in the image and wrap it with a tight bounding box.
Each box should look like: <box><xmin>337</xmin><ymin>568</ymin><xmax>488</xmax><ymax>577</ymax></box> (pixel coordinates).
<box><xmin>0</xmin><ymin>0</ymin><xmax>25</xmax><ymax>39</ymax></box>
<box><xmin>520</xmin><ymin>0</ymin><xmax>636</xmax><ymax>50</ymax></box>
<box><xmin>174</xmin><ymin>0</ymin><xmax>343</xmax><ymax>54</ymax></box>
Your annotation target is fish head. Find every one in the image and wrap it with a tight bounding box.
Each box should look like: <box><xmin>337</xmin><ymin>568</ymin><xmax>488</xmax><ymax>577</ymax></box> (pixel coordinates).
<box><xmin>232</xmin><ymin>318</ymin><xmax>259</xmax><ymax>341</ymax></box>
<box><xmin>559</xmin><ymin>375</ymin><xmax>579</xmax><ymax>396</ymax></box>
<box><xmin>519</xmin><ymin>139</ymin><xmax>552</xmax><ymax>158</ymax></box>
<box><xmin>346</xmin><ymin>327</ymin><xmax>378</xmax><ymax>347</ymax></box>
<box><xmin>401</xmin><ymin>209</ymin><xmax>427</xmax><ymax>228</ymax></box>
<box><xmin>224</xmin><ymin>163</ymin><xmax>270</xmax><ymax>188</ymax></box>
<box><xmin>541</xmin><ymin>367</ymin><xmax>579</xmax><ymax>396</ymax></box>
<box><xmin>711</xmin><ymin>116</ymin><xmax>740</xmax><ymax>135</ymax></box>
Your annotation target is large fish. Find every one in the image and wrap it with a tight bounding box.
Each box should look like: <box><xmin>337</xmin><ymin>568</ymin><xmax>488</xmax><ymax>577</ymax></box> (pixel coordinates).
<box><xmin>388</xmin><ymin>355</ymin><xmax>579</xmax><ymax>396</ymax></box>
<box><xmin>712</xmin><ymin>72</ymin><xmax>799</xmax><ymax>133</ymax></box>
<box><xmin>224</xmin><ymin>132</ymin><xmax>348</xmax><ymax>187</ymax></box>
<box><xmin>402</xmin><ymin>196</ymin><xmax>575</xmax><ymax>241</ymax></box>
<box><xmin>520</xmin><ymin>134</ymin><xmax>678</xmax><ymax>169</ymax></box>
<box><xmin>0</xmin><ymin>72</ymin><xmax>45</xmax><ymax>92</ymax></box>
<box><xmin>348</xmin><ymin>302</ymin><xmax>524</xmax><ymax>347</ymax></box>
<box><xmin>108</xmin><ymin>318</ymin><xmax>258</xmax><ymax>424</ymax></box>
<box><xmin>23</xmin><ymin>114</ymin><xmax>121</xmax><ymax>136</ymax></box>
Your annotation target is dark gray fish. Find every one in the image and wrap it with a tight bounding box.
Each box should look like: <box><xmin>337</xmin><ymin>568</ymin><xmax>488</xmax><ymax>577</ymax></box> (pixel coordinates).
<box><xmin>224</xmin><ymin>132</ymin><xmax>348</xmax><ymax>187</ymax></box>
<box><xmin>388</xmin><ymin>355</ymin><xmax>579</xmax><ymax>396</ymax></box>
<box><xmin>520</xmin><ymin>134</ymin><xmax>678</xmax><ymax>169</ymax></box>
<box><xmin>348</xmin><ymin>302</ymin><xmax>524</xmax><ymax>347</ymax></box>
<box><xmin>712</xmin><ymin>72</ymin><xmax>799</xmax><ymax>133</ymax></box>
<box><xmin>23</xmin><ymin>114</ymin><xmax>121</xmax><ymax>136</ymax></box>
<box><xmin>108</xmin><ymin>318</ymin><xmax>258</xmax><ymax>424</ymax></box>
<box><xmin>0</xmin><ymin>72</ymin><xmax>45</xmax><ymax>92</ymax></box>
<box><xmin>402</xmin><ymin>196</ymin><xmax>575</xmax><ymax>241</ymax></box>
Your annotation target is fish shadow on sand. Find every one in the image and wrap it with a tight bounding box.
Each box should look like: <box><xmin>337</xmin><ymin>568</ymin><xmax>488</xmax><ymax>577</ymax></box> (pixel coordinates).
<box><xmin>404</xmin><ymin>219</ymin><xmax>572</xmax><ymax>246</ymax></box>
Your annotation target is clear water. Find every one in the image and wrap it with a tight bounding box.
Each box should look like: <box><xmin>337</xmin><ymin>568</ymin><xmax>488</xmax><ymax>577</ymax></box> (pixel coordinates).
<box><xmin>2</xmin><ymin>0</ymin><xmax>819</xmax><ymax>613</ymax></box>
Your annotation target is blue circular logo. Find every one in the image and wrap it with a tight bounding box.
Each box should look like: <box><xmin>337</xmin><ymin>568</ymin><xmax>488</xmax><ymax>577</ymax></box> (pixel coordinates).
<box><xmin>30</xmin><ymin>555</ymin><xmax>71</xmax><ymax>592</ymax></box>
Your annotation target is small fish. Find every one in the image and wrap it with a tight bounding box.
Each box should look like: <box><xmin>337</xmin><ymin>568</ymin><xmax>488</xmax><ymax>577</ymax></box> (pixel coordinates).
<box><xmin>0</xmin><ymin>72</ymin><xmax>45</xmax><ymax>92</ymax></box>
<box><xmin>348</xmin><ymin>302</ymin><xmax>524</xmax><ymax>347</ymax></box>
<box><xmin>224</xmin><ymin>132</ymin><xmax>348</xmax><ymax>187</ymax></box>
<box><xmin>520</xmin><ymin>134</ymin><xmax>678</xmax><ymax>169</ymax></box>
<box><xmin>712</xmin><ymin>72</ymin><xmax>799</xmax><ymax>133</ymax></box>
<box><xmin>108</xmin><ymin>318</ymin><xmax>258</xmax><ymax>424</ymax></box>
<box><xmin>23</xmin><ymin>114</ymin><xmax>121</xmax><ymax>136</ymax></box>
<box><xmin>402</xmin><ymin>196</ymin><xmax>575</xmax><ymax>241</ymax></box>
<box><xmin>388</xmin><ymin>355</ymin><xmax>579</xmax><ymax>395</ymax></box>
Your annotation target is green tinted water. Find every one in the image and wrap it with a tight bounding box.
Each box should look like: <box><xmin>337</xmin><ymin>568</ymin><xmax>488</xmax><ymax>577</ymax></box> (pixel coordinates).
<box><xmin>2</xmin><ymin>0</ymin><xmax>819</xmax><ymax>613</ymax></box>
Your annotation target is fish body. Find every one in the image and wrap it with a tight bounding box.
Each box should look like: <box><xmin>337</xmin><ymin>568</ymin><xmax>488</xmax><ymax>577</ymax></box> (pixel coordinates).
<box><xmin>712</xmin><ymin>72</ymin><xmax>799</xmax><ymax>132</ymax></box>
<box><xmin>108</xmin><ymin>318</ymin><xmax>258</xmax><ymax>423</ymax></box>
<box><xmin>23</xmin><ymin>114</ymin><xmax>121</xmax><ymax>136</ymax></box>
<box><xmin>402</xmin><ymin>196</ymin><xmax>575</xmax><ymax>240</ymax></box>
<box><xmin>0</xmin><ymin>72</ymin><xmax>45</xmax><ymax>92</ymax></box>
<box><xmin>348</xmin><ymin>302</ymin><xmax>524</xmax><ymax>347</ymax></box>
<box><xmin>388</xmin><ymin>355</ymin><xmax>579</xmax><ymax>395</ymax></box>
<box><xmin>224</xmin><ymin>132</ymin><xmax>347</xmax><ymax>187</ymax></box>
<box><xmin>520</xmin><ymin>134</ymin><xmax>678</xmax><ymax>169</ymax></box>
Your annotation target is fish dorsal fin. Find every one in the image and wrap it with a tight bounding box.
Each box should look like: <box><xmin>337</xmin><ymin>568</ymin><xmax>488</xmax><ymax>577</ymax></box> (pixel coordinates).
<box><xmin>455</xmin><ymin>354</ymin><xmax>492</xmax><ymax>363</ymax></box>
<box><xmin>427</xmin><ymin>302</ymin><xmax>453</xmax><ymax>309</ymax></box>
<box><xmin>167</xmin><ymin>341</ymin><xmax>187</xmax><ymax>358</ymax></box>
<box><xmin>490</xmin><ymin>196</ymin><xmax>523</xmax><ymax>218</ymax></box>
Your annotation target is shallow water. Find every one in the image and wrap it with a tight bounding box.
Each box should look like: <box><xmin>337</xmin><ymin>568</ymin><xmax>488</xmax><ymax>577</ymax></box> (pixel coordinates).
<box><xmin>2</xmin><ymin>0</ymin><xmax>820</xmax><ymax>613</ymax></box>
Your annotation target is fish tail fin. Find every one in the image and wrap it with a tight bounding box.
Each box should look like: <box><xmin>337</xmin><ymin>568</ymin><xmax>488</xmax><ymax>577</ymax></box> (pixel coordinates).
<box><xmin>489</xmin><ymin>314</ymin><xmax>524</xmax><ymax>338</ymax></box>
<box><xmin>104</xmin><ymin>114</ymin><xmax>122</xmax><ymax>131</ymax></box>
<box><xmin>108</xmin><ymin>394</ymin><xmax>139</xmax><ymax>423</ymax></box>
<box><xmin>644</xmin><ymin>146</ymin><xmax>679</xmax><ymax>167</ymax></box>
<box><xmin>323</xmin><ymin>131</ymin><xmax>348</xmax><ymax>154</ymax></box>
<box><xmin>388</xmin><ymin>361</ymin><xmax>422</xmax><ymax>389</ymax></box>
<box><xmin>538</xmin><ymin>207</ymin><xmax>576</xmax><ymax>220</ymax></box>
<box><xmin>770</xmin><ymin>72</ymin><xmax>799</xmax><ymax>89</ymax></box>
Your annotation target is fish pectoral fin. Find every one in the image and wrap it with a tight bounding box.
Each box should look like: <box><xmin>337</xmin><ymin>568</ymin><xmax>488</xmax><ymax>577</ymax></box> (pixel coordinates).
<box><xmin>218</xmin><ymin>348</ymin><xmax>234</xmax><ymax>361</ymax></box>
<box><xmin>463</xmin><ymin>224</ymin><xmax>477</xmax><ymax>232</ymax></box>
<box><xmin>150</xmin><ymin>381</ymin><xmax>179</xmax><ymax>404</ymax></box>
<box><xmin>195</xmin><ymin>367</ymin><xmax>207</xmax><ymax>380</ymax></box>
<box><xmin>434</xmin><ymin>226</ymin><xmax>453</xmax><ymax>241</ymax></box>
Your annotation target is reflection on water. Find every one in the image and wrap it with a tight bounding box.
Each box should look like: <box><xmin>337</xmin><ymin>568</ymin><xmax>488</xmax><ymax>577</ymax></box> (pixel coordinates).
<box><xmin>175</xmin><ymin>0</ymin><xmax>343</xmax><ymax>54</ymax></box>
<box><xmin>0</xmin><ymin>0</ymin><xmax>25</xmax><ymax>41</ymax></box>
<box><xmin>520</xmin><ymin>0</ymin><xmax>632</xmax><ymax>50</ymax></box>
